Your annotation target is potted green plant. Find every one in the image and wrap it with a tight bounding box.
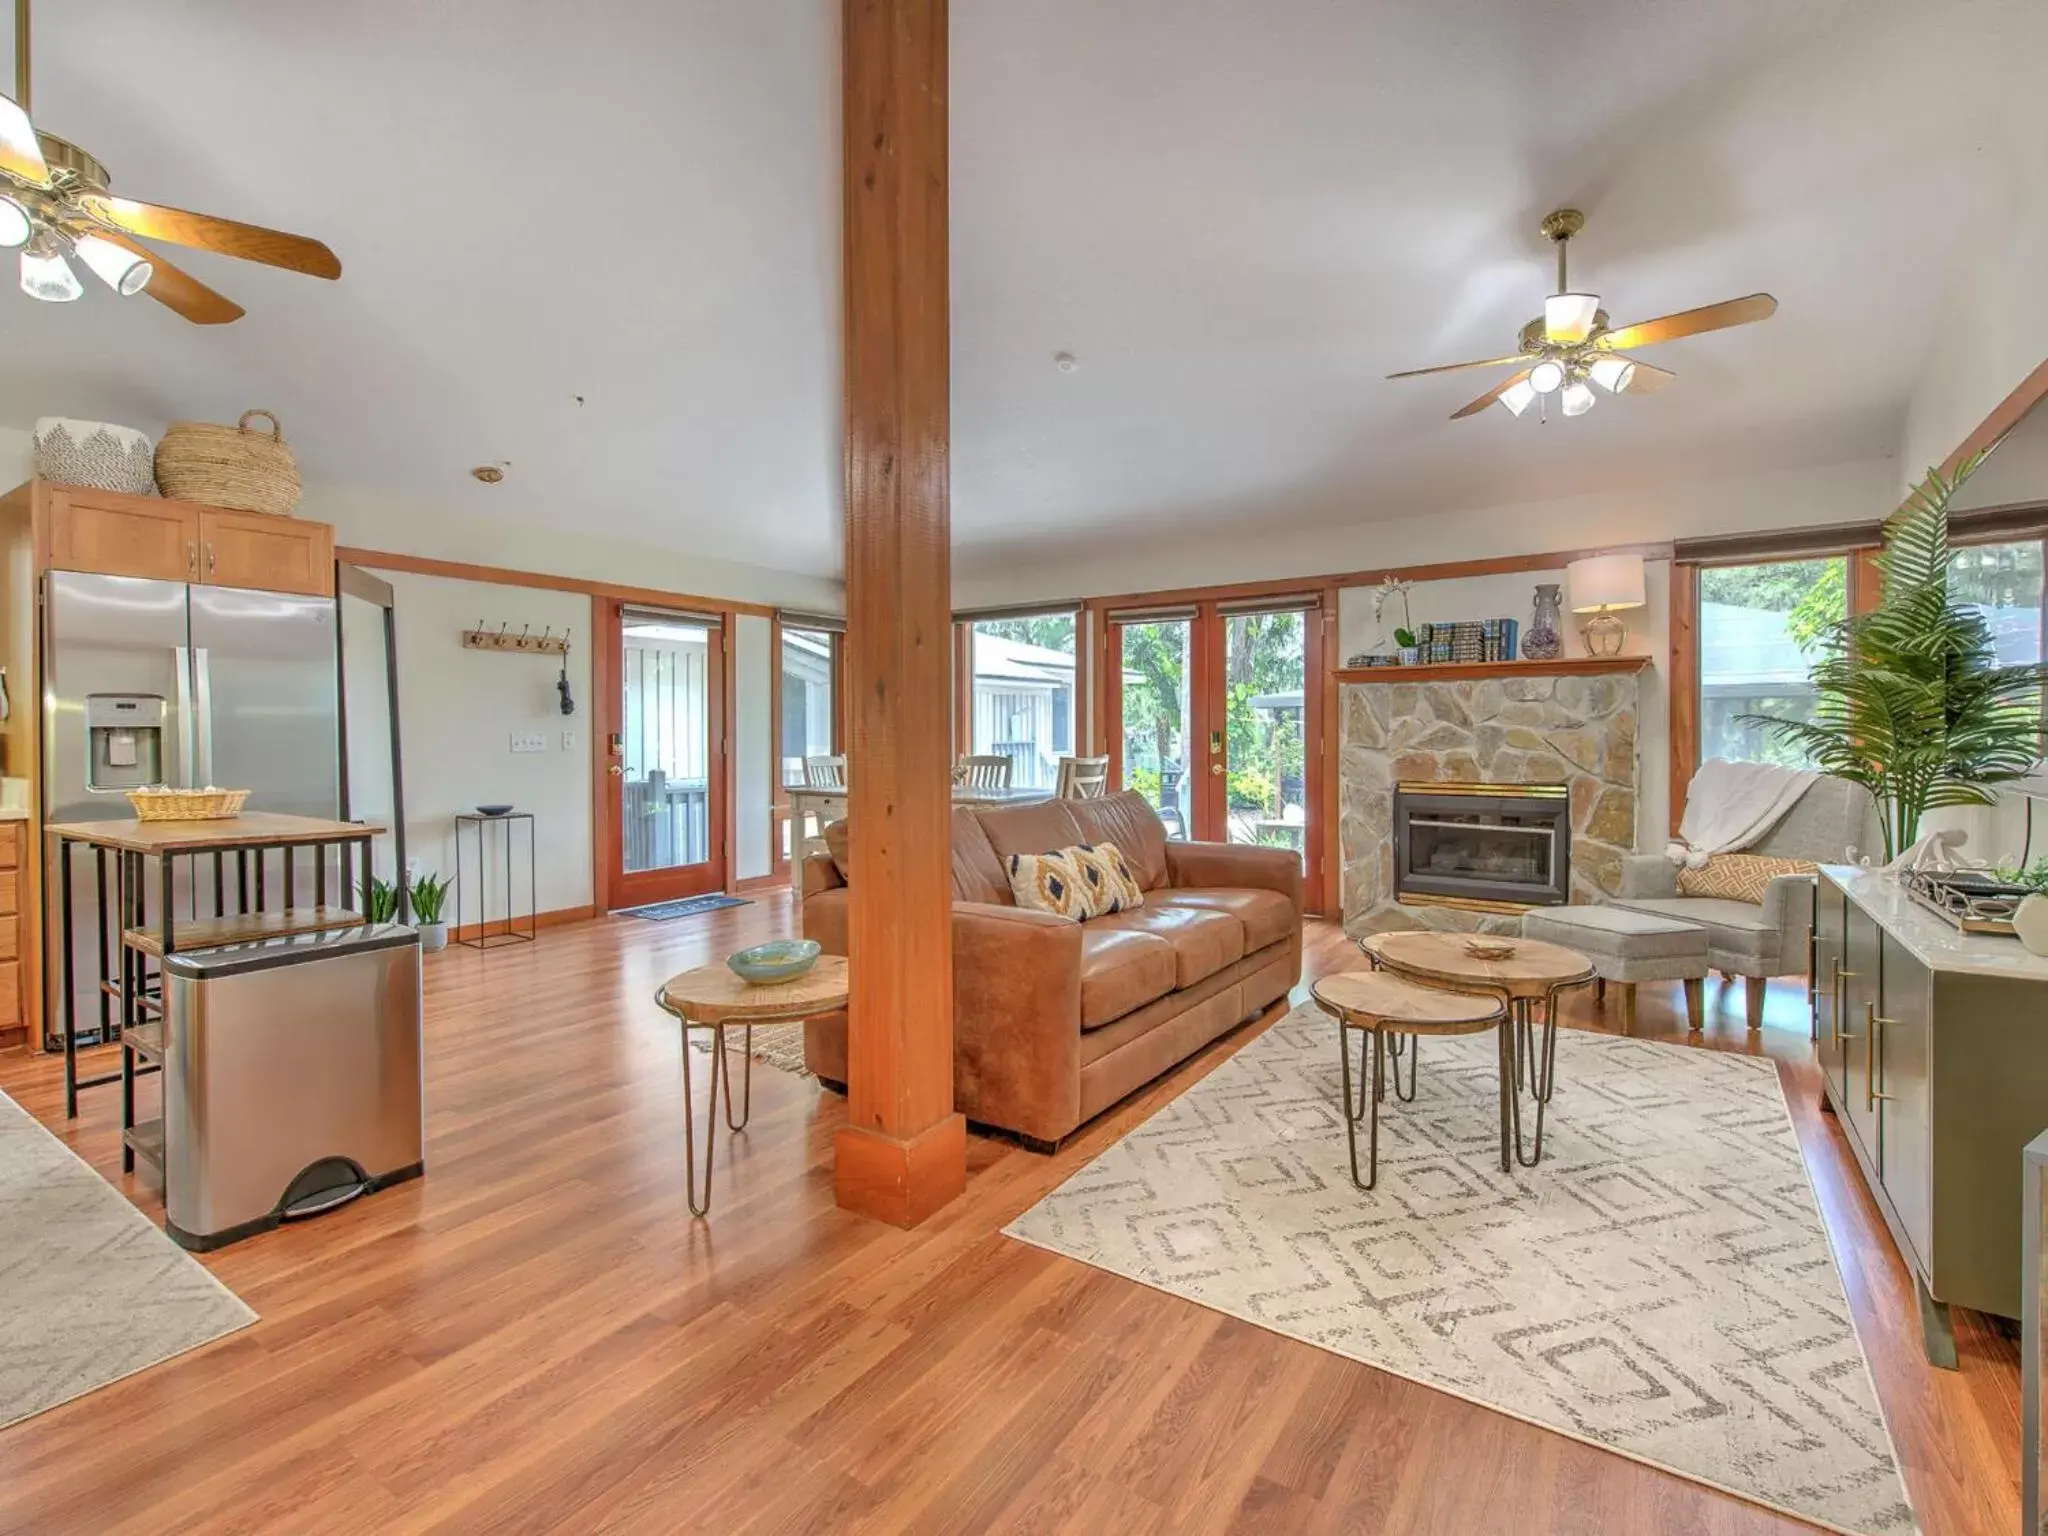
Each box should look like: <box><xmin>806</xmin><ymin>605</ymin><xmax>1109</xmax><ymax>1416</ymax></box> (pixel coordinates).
<box><xmin>409</xmin><ymin>872</ymin><xmax>451</xmax><ymax>952</ymax></box>
<box><xmin>1394</xmin><ymin>628</ymin><xmax>1420</xmax><ymax>665</ymax></box>
<box><xmin>1741</xmin><ymin>456</ymin><xmax>2048</xmax><ymax>861</ymax></box>
<box><xmin>360</xmin><ymin>874</ymin><xmax>398</xmax><ymax>923</ymax></box>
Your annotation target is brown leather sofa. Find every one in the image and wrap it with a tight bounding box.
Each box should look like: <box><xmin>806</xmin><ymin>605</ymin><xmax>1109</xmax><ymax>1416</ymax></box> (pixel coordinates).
<box><xmin>801</xmin><ymin>790</ymin><xmax>1303</xmax><ymax>1149</ymax></box>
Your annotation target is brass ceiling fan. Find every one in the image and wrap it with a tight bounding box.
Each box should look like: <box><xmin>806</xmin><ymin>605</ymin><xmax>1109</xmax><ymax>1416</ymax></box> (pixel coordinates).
<box><xmin>0</xmin><ymin>0</ymin><xmax>339</xmax><ymax>323</ymax></box>
<box><xmin>1389</xmin><ymin>208</ymin><xmax>1775</xmax><ymax>421</ymax></box>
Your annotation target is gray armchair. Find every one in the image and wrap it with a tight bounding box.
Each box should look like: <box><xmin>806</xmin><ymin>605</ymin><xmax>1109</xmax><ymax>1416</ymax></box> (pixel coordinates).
<box><xmin>1608</xmin><ymin>775</ymin><xmax>1869</xmax><ymax>1028</ymax></box>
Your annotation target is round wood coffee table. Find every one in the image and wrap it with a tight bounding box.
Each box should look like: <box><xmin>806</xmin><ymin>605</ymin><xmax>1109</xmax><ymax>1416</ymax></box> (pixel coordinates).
<box><xmin>655</xmin><ymin>956</ymin><xmax>849</xmax><ymax>1216</ymax></box>
<box><xmin>1312</xmin><ymin>971</ymin><xmax>1508</xmax><ymax>1187</ymax></box>
<box><xmin>1356</xmin><ymin>931</ymin><xmax>1595</xmax><ymax>1167</ymax></box>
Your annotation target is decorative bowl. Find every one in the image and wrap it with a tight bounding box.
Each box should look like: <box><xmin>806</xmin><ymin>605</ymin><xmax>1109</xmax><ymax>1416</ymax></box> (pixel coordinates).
<box><xmin>1463</xmin><ymin>937</ymin><xmax>1515</xmax><ymax>961</ymax></box>
<box><xmin>727</xmin><ymin>938</ymin><xmax>822</xmax><ymax>986</ymax></box>
<box><xmin>476</xmin><ymin>803</ymin><xmax>514</xmax><ymax>817</ymax></box>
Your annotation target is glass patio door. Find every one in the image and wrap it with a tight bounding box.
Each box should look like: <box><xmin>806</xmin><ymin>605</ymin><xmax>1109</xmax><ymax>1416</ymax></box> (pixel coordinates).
<box><xmin>1221</xmin><ymin>605</ymin><xmax>1310</xmax><ymax>868</ymax></box>
<box><xmin>604</xmin><ymin>603</ymin><xmax>726</xmax><ymax>907</ymax></box>
<box><xmin>1111</xmin><ymin>613</ymin><xmax>1195</xmax><ymax>836</ymax></box>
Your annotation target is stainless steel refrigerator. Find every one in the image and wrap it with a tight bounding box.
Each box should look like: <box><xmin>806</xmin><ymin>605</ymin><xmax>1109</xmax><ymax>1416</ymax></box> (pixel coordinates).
<box><xmin>42</xmin><ymin>572</ymin><xmax>341</xmax><ymax>1045</ymax></box>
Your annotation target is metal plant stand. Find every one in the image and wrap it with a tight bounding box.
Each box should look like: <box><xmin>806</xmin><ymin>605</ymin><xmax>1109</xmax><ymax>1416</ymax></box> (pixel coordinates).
<box><xmin>454</xmin><ymin>811</ymin><xmax>536</xmax><ymax>951</ymax></box>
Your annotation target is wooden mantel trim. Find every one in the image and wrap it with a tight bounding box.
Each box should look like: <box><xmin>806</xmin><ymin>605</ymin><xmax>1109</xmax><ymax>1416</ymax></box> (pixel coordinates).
<box><xmin>1332</xmin><ymin>655</ymin><xmax>1651</xmax><ymax>686</ymax></box>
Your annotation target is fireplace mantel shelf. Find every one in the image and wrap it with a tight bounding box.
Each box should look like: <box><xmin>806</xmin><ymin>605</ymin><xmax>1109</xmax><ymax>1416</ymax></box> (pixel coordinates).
<box><xmin>1334</xmin><ymin>655</ymin><xmax>1651</xmax><ymax>685</ymax></box>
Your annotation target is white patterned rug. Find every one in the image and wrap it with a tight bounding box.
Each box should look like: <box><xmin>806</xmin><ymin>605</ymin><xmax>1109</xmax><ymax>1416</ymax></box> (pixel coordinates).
<box><xmin>1006</xmin><ymin>1003</ymin><xmax>1914</xmax><ymax>1536</ymax></box>
<box><xmin>0</xmin><ymin>1090</ymin><xmax>255</xmax><ymax>1430</ymax></box>
<box><xmin>688</xmin><ymin>1022</ymin><xmax>812</xmax><ymax>1079</ymax></box>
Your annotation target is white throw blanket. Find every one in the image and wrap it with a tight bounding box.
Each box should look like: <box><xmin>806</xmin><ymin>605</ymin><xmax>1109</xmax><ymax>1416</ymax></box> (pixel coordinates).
<box><xmin>1666</xmin><ymin>758</ymin><xmax>1818</xmax><ymax>868</ymax></box>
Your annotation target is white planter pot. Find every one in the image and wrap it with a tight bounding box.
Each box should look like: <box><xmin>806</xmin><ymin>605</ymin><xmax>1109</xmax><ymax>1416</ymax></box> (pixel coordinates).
<box><xmin>2014</xmin><ymin>894</ymin><xmax>2048</xmax><ymax>958</ymax></box>
<box><xmin>416</xmin><ymin>921</ymin><xmax>449</xmax><ymax>953</ymax></box>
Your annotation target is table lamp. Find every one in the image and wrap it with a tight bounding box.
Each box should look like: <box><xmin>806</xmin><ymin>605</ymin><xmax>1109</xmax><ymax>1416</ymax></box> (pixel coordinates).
<box><xmin>1565</xmin><ymin>554</ymin><xmax>1646</xmax><ymax>657</ymax></box>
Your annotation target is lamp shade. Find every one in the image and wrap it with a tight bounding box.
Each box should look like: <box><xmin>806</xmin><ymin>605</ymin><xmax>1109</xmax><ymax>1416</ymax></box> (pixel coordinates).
<box><xmin>1566</xmin><ymin>553</ymin><xmax>1646</xmax><ymax>613</ymax></box>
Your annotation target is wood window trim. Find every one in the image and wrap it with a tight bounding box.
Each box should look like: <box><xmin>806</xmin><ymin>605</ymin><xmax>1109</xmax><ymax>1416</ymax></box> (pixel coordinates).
<box><xmin>770</xmin><ymin>621</ymin><xmax>846</xmax><ymax>882</ymax></box>
<box><xmin>1667</xmin><ymin>562</ymin><xmax>1699</xmax><ymax>839</ymax></box>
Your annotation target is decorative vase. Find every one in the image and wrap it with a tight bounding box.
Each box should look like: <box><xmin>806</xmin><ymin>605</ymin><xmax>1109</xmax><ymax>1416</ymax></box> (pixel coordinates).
<box><xmin>416</xmin><ymin>921</ymin><xmax>448</xmax><ymax>953</ymax></box>
<box><xmin>1522</xmin><ymin>583</ymin><xmax>1564</xmax><ymax>661</ymax></box>
<box><xmin>2015</xmin><ymin>894</ymin><xmax>2048</xmax><ymax>959</ymax></box>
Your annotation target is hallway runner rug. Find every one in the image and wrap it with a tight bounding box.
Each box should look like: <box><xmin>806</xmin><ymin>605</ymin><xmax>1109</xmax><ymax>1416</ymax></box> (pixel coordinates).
<box><xmin>0</xmin><ymin>1090</ymin><xmax>255</xmax><ymax>1430</ymax></box>
<box><xmin>1006</xmin><ymin>1003</ymin><xmax>1914</xmax><ymax>1536</ymax></box>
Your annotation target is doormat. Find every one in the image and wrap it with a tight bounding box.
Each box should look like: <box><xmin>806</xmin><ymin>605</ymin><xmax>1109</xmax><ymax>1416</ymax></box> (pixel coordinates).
<box><xmin>617</xmin><ymin>894</ymin><xmax>751</xmax><ymax>921</ymax></box>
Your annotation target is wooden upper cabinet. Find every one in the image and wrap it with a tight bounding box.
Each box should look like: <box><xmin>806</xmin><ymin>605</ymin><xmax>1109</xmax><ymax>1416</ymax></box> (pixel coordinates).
<box><xmin>44</xmin><ymin>487</ymin><xmax>197</xmax><ymax>583</ymax></box>
<box><xmin>198</xmin><ymin>506</ymin><xmax>334</xmax><ymax>597</ymax></box>
<box><xmin>29</xmin><ymin>481</ymin><xmax>334</xmax><ymax>598</ymax></box>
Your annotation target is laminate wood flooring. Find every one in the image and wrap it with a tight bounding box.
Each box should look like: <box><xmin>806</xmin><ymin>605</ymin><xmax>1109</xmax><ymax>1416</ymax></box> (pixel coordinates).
<box><xmin>0</xmin><ymin>898</ymin><xmax>2018</xmax><ymax>1533</ymax></box>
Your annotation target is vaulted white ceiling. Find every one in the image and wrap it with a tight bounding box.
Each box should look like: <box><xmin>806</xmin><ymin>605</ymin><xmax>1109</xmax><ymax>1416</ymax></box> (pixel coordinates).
<box><xmin>3</xmin><ymin>1</ymin><xmax>2042</xmax><ymax>585</ymax></box>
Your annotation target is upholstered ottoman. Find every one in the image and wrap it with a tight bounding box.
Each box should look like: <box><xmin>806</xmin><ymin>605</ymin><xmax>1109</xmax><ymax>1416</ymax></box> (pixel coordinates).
<box><xmin>1519</xmin><ymin>905</ymin><xmax>1708</xmax><ymax>1033</ymax></box>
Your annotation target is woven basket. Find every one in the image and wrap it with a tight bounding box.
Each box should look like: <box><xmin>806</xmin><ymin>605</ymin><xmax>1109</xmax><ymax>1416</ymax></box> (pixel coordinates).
<box><xmin>155</xmin><ymin>411</ymin><xmax>301</xmax><ymax>515</ymax></box>
<box><xmin>126</xmin><ymin>787</ymin><xmax>251</xmax><ymax>822</ymax></box>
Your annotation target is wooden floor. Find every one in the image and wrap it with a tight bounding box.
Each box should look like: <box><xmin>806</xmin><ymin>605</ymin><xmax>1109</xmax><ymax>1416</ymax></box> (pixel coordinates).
<box><xmin>0</xmin><ymin>898</ymin><xmax>2019</xmax><ymax>1534</ymax></box>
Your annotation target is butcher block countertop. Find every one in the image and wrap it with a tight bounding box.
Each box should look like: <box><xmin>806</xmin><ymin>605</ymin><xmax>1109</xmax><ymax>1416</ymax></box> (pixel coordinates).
<box><xmin>44</xmin><ymin>813</ymin><xmax>384</xmax><ymax>854</ymax></box>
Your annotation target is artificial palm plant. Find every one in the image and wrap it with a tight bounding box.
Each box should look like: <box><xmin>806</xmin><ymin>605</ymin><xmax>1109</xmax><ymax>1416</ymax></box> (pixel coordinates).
<box><xmin>1741</xmin><ymin>455</ymin><xmax>2048</xmax><ymax>861</ymax></box>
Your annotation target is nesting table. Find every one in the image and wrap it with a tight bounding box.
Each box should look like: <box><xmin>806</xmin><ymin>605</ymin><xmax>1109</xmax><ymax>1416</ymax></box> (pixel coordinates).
<box><xmin>1356</xmin><ymin>930</ymin><xmax>1595</xmax><ymax>1168</ymax></box>
<box><xmin>654</xmin><ymin>956</ymin><xmax>848</xmax><ymax>1215</ymax></box>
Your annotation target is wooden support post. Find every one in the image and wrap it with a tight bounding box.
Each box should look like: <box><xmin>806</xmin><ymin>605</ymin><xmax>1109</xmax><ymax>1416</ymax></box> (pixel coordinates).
<box><xmin>834</xmin><ymin>0</ymin><xmax>966</xmax><ymax>1226</ymax></box>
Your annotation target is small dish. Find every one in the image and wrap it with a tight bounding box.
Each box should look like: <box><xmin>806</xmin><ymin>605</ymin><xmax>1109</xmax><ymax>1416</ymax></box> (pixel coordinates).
<box><xmin>727</xmin><ymin>938</ymin><xmax>822</xmax><ymax>986</ymax></box>
<box><xmin>1463</xmin><ymin>937</ymin><xmax>1515</xmax><ymax>961</ymax></box>
<box><xmin>475</xmin><ymin>803</ymin><xmax>514</xmax><ymax>817</ymax></box>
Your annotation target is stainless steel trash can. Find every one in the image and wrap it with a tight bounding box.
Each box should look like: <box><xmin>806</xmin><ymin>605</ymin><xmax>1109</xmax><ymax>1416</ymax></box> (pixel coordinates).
<box><xmin>161</xmin><ymin>923</ymin><xmax>424</xmax><ymax>1251</ymax></box>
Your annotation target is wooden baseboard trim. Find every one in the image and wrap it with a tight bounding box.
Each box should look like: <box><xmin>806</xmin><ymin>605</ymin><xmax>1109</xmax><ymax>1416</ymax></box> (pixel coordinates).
<box><xmin>448</xmin><ymin>905</ymin><xmax>594</xmax><ymax>942</ymax></box>
<box><xmin>834</xmin><ymin>1114</ymin><xmax>968</xmax><ymax>1228</ymax></box>
<box><xmin>733</xmin><ymin>873</ymin><xmax>787</xmax><ymax>896</ymax></box>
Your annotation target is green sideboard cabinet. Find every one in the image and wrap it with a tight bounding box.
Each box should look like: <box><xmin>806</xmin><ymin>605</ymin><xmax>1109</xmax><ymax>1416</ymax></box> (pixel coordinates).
<box><xmin>1814</xmin><ymin>865</ymin><xmax>2048</xmax><ymax>1367</ymax></box>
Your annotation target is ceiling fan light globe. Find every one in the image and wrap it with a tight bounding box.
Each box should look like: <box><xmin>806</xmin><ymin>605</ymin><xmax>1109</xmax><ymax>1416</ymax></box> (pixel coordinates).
<box><xmin>1544</xmin><ymin>292</ymin><xmax>1600</xmax><ymax>345</ymax></box>
<box><xmin>72</xmin><ymin>234</ymin><xmax>152</xmax><ymax>296</ymax></box>
<box><xmin>1561</xmin><ymin>380</ymin><xmax>1596</xmax><ymax>417</ymax></box>
<box><xmin>1528</xmin><ymin>359</ymin><xmax>1565</xmax><ymax>394</ymax></box>
<box><xmin>0</xmin><ymin>196</ymin><xmax>30</xmax><ymax>250</ymax></box>
<box><xmin>1498</xmin><ymin>378</ymin><xmax>1537</xmax><ymax>417</ymax></box>
<box><xmin>20</xmin><ymin>247</ymin><xmax>83</xmax><ymax>302</ymax></box>
<box><xmin>1589</xmin><ymin>355</ymin><xmax>1636</xmax><ymax>393</ymax></box>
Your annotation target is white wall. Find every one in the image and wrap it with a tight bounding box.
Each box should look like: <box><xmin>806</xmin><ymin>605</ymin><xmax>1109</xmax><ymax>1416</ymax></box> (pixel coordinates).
<box><xmin>381</xmin><ymin>571</ymin><xmax>594</xmax><ymax>915</ymax></box>
<box><xmin>733</xmin><ymin>613</ymin><xmax>773</xmax><ymax>880</ymax></box>
<box><xmin>1339</xmin><ymin>562</ymin><xmax>1672</xmax><ymax>848</ymax></box>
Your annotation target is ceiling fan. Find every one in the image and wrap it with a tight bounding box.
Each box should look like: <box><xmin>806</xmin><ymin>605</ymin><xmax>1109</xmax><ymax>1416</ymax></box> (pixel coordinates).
<box><xmin>1389</xmin><ymin>208</ymin><xmax>1775</xmax><ymax>422</ymax></box>
<box><xmin>0</xmin><ymin>0</ymin><xmax>339</xmax><ymax>322</ymax></box>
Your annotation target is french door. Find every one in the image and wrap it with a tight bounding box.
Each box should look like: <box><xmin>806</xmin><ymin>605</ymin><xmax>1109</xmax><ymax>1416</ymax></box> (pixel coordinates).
<box><xmin>1104</xmin><ymin>596</ymin><xmax>1324</xmax><ymax>907</ymax></box>
<box><xmin>599</xmin><ymin>601</ymin><xmax>728</xmax><ymax>908</ymax></box>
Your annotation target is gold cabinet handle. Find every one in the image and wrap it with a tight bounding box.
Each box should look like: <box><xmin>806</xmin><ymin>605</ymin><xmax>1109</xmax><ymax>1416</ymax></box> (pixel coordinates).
<box><xmin>1867</xmin><ymin>1006</ymin><xmax>1896</xmax><ymax>1109</ymax></box>
<box><xmin>186</xmin><ymin>539</ymin><xmax>198</xmax><ymax>576</ymax></box>
<box><xmin>1831</xmin><ymin>961</ymin><xmax>1858</xmax><ymax>1045</ymax></box>
<box><xmin>206</xmin><ymin>542</ymin><xmax>217</xmax><ymax>576</ymax></box>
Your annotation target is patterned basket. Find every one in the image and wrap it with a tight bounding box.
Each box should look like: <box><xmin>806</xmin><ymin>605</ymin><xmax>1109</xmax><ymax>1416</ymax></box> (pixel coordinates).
<box><xmin>34</xmin><ymin>417</ymin><xmax>157</xmax><ymax>495</ymax></box>
<box><xmin>125</xmin><ymin>787</ymin><xmax>251</xmax><ymax>822</ymax></box>
<box><xmin>154</xmin><ymin>410</ymin><xmax>301</xmax><ymax>515</ymax></box>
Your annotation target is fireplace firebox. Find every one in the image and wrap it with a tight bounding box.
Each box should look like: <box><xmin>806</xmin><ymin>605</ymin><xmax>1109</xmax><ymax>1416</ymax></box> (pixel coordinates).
<box><xmin>1393</xmin><ymin>781</ymin><xmax>1570</xmax><ymax>910</ymax></box>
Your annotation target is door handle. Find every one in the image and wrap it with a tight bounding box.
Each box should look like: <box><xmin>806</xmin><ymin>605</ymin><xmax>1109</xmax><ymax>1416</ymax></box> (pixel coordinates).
<box><xmin>608</xmin><ymin>764</ymin><xmax>624</xmax><ymax>777</ymax></box>
<box><xmin>1211</xmin><ymin>762</ymin><xmax>1224</xmax><ymax>776</ymax></box>
<box><xmin>206</xmin><ymin>542</ymin><xmax>217</xmax><ymax>577</ymax></box>
<box><xmin>186</xmin><ymin>540</ymin><xmax>198</xmax><ymax>577</ymax></box>
<box><xmin>1867</xmin><ymin>1006</ymin><xmax>1896</xmax><ymax>1109</ymax></box>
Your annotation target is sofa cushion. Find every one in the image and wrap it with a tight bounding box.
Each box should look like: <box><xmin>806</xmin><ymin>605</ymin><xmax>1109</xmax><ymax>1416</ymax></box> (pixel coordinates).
<box><xmin>1069</xmin><ymin>790</ymin><xmax>1171</xmax><ymax>891</ymax></box>
<box><xmin>1078</xmin><ymin>927</ymin><xmax>1178</xmax><ymax>1029</ymax></box>
<box><xmin>1070</xmin><ymin>843</ymin><xmax>1145</xmax><ymax>915</ymax></box>
<box><xmin>1006</xmin><ymin>847</ymin><xmax>1093</xmax><ymax>920</ymax></box>
<box><xmin>1677</xmin><ymin>852</ymin><xmax>1816</xmax><ymax>902</ymax></box>
<box><xmin>951</xmin><ymin>808</ymin><xmax>1012</xmax><ymax>904</ymax></box>
<box><xmin>977</xmin><ymin>799</ymin><xmax>1086</xmax><ymax>865</ymax></box>
<box><xmin>1088</xmin><ymin>903</ymin><xmax>1244</xmax><ymax>988</ymax></box>
<box><xmin>1148</xmin><ymin>888</ymin><xmax>1296</xmax><ymax>952</ymax></box>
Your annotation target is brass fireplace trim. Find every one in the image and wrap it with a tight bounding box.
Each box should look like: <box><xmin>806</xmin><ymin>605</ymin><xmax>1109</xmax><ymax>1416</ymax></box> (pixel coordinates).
<box><xmin>1400</xmin><ymin>891</ymin><xmax>1543</xmax><ymax>916</ymax></box>
<box><xmin>1396</xmin><ymin>780</ymin><xmax>1568</xmax><ymax>800</ymax></box>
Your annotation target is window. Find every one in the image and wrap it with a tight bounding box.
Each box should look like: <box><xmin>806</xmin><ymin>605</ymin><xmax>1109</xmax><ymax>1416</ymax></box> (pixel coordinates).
<box><xmin>968</xmin><ymin>613</ymin><xmax>1076</xmax><ymax>792</ymax></box>
<box><xmin>779</xmin><ymin>626</ymin><xmax>837</xmax><ymax>861</ymax></box>
<box><xmin>1950</xmin><ymin>539</ymin><xmax>2045</xmax><ymax>666</ymax></box>
<box><xmin>1697</xmin><ymin>557</ymin><xmax>1847</xmax><ymax>767</ymax></box>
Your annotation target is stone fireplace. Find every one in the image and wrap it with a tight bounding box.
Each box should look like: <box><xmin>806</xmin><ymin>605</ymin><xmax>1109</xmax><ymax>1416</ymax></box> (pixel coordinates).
<box><xmin>1341</xmin><ymin>670</ymin><xmax>1640</xmax><ymax>938</ymax></box>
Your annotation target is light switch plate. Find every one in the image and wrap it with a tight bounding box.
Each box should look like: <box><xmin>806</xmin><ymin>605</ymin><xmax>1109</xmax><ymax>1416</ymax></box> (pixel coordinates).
<box><xmin>510</xmin><ymin>731</ymin><xmax>548</xmax><ymax>754</ymax></box>
<box><xmin>561</xmin><ymin>730</ymin><xmax>577</xmax><ymax>751</ymax></box>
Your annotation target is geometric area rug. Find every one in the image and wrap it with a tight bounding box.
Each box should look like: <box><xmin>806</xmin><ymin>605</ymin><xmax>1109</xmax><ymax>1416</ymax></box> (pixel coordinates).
<box><xmin>0</xmin><ymin>1089</ymin><xmax>256</xmax><ymax>1431</ymax></box>
<box><xmin>1005</xmin><ymin>1003</ymin><xmax>1915</xmax><ymax>1536</ymax></box>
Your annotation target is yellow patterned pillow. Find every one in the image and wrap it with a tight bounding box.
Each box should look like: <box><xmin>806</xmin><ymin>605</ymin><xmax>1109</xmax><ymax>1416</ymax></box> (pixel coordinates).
<box><xmin>1677</xmin><ymin>853</ymin><xmax>1817</xmax><ymax>903</ymax></box>
<box><xmin>1070</xmin><ymin>842</ymin><xmax>1145</xmax><ymax>915</ymax></box>
<box><xmin>1006</xmin><ymin>843</ymin><xmax>1146</xmax><ymax>919</ymax></box>
<box><xmin>1006</xmin><ymin>849</ymin><xmax>1092</xmax><ymax>919</ymax></box>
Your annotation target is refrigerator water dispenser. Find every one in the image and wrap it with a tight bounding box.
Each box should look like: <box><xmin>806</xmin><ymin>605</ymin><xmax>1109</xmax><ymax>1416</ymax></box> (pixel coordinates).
<box><xmin>85</xmin><ymin>693</ymin><xmax>165</xmax><ymax>791</ymax></box>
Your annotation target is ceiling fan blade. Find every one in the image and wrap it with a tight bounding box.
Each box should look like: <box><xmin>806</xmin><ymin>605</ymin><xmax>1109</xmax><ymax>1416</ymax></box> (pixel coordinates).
<box><xmin>1451</xmin><ymin>369</ymin><xmax>1532</xmax><ymax>420</ymax></box>
<box><xmin>1388</xmin><ymin>354</ymin><xmax>1530</xmax><ymax>380</ymax></box>
<box><xmin>1623</xmin><ymin>359</ymin><xmax>1676</xmax><ymax>393</ymax></box>
<box><xmin>0</xmin><ymin>95</ymin><xmax>51</xmax><ymax>188</ymax></box>
<box><xmin>78</xmin><ymin>230</ymin><xmax>245</xmax><ymax>324</ymax></box>
<box><xmin>1596</xmin><ymin>294</ymin><xmax>1776</xmax><ymax>352</ymax></box>
<box><xmin>77</xmin><ymin>194</ymin><xmax>341</xmax><ymax>279</ymax></box>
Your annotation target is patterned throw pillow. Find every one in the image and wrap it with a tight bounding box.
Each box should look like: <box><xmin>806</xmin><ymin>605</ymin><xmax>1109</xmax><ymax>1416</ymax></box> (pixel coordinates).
<box><xmin>1677</xmin><ymin>853</ymin><xmax>1818</xmax><ymax>903</ymax></box>
<box><xmin>1007</xmin><ymin>843</ymin><xmax>1147</xmax><ymax>920</ymax></box>
<box><xmin>1069</xmin><ymin>842</ymin><xmax>1145</xmax><ymax>916</ymax></box>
